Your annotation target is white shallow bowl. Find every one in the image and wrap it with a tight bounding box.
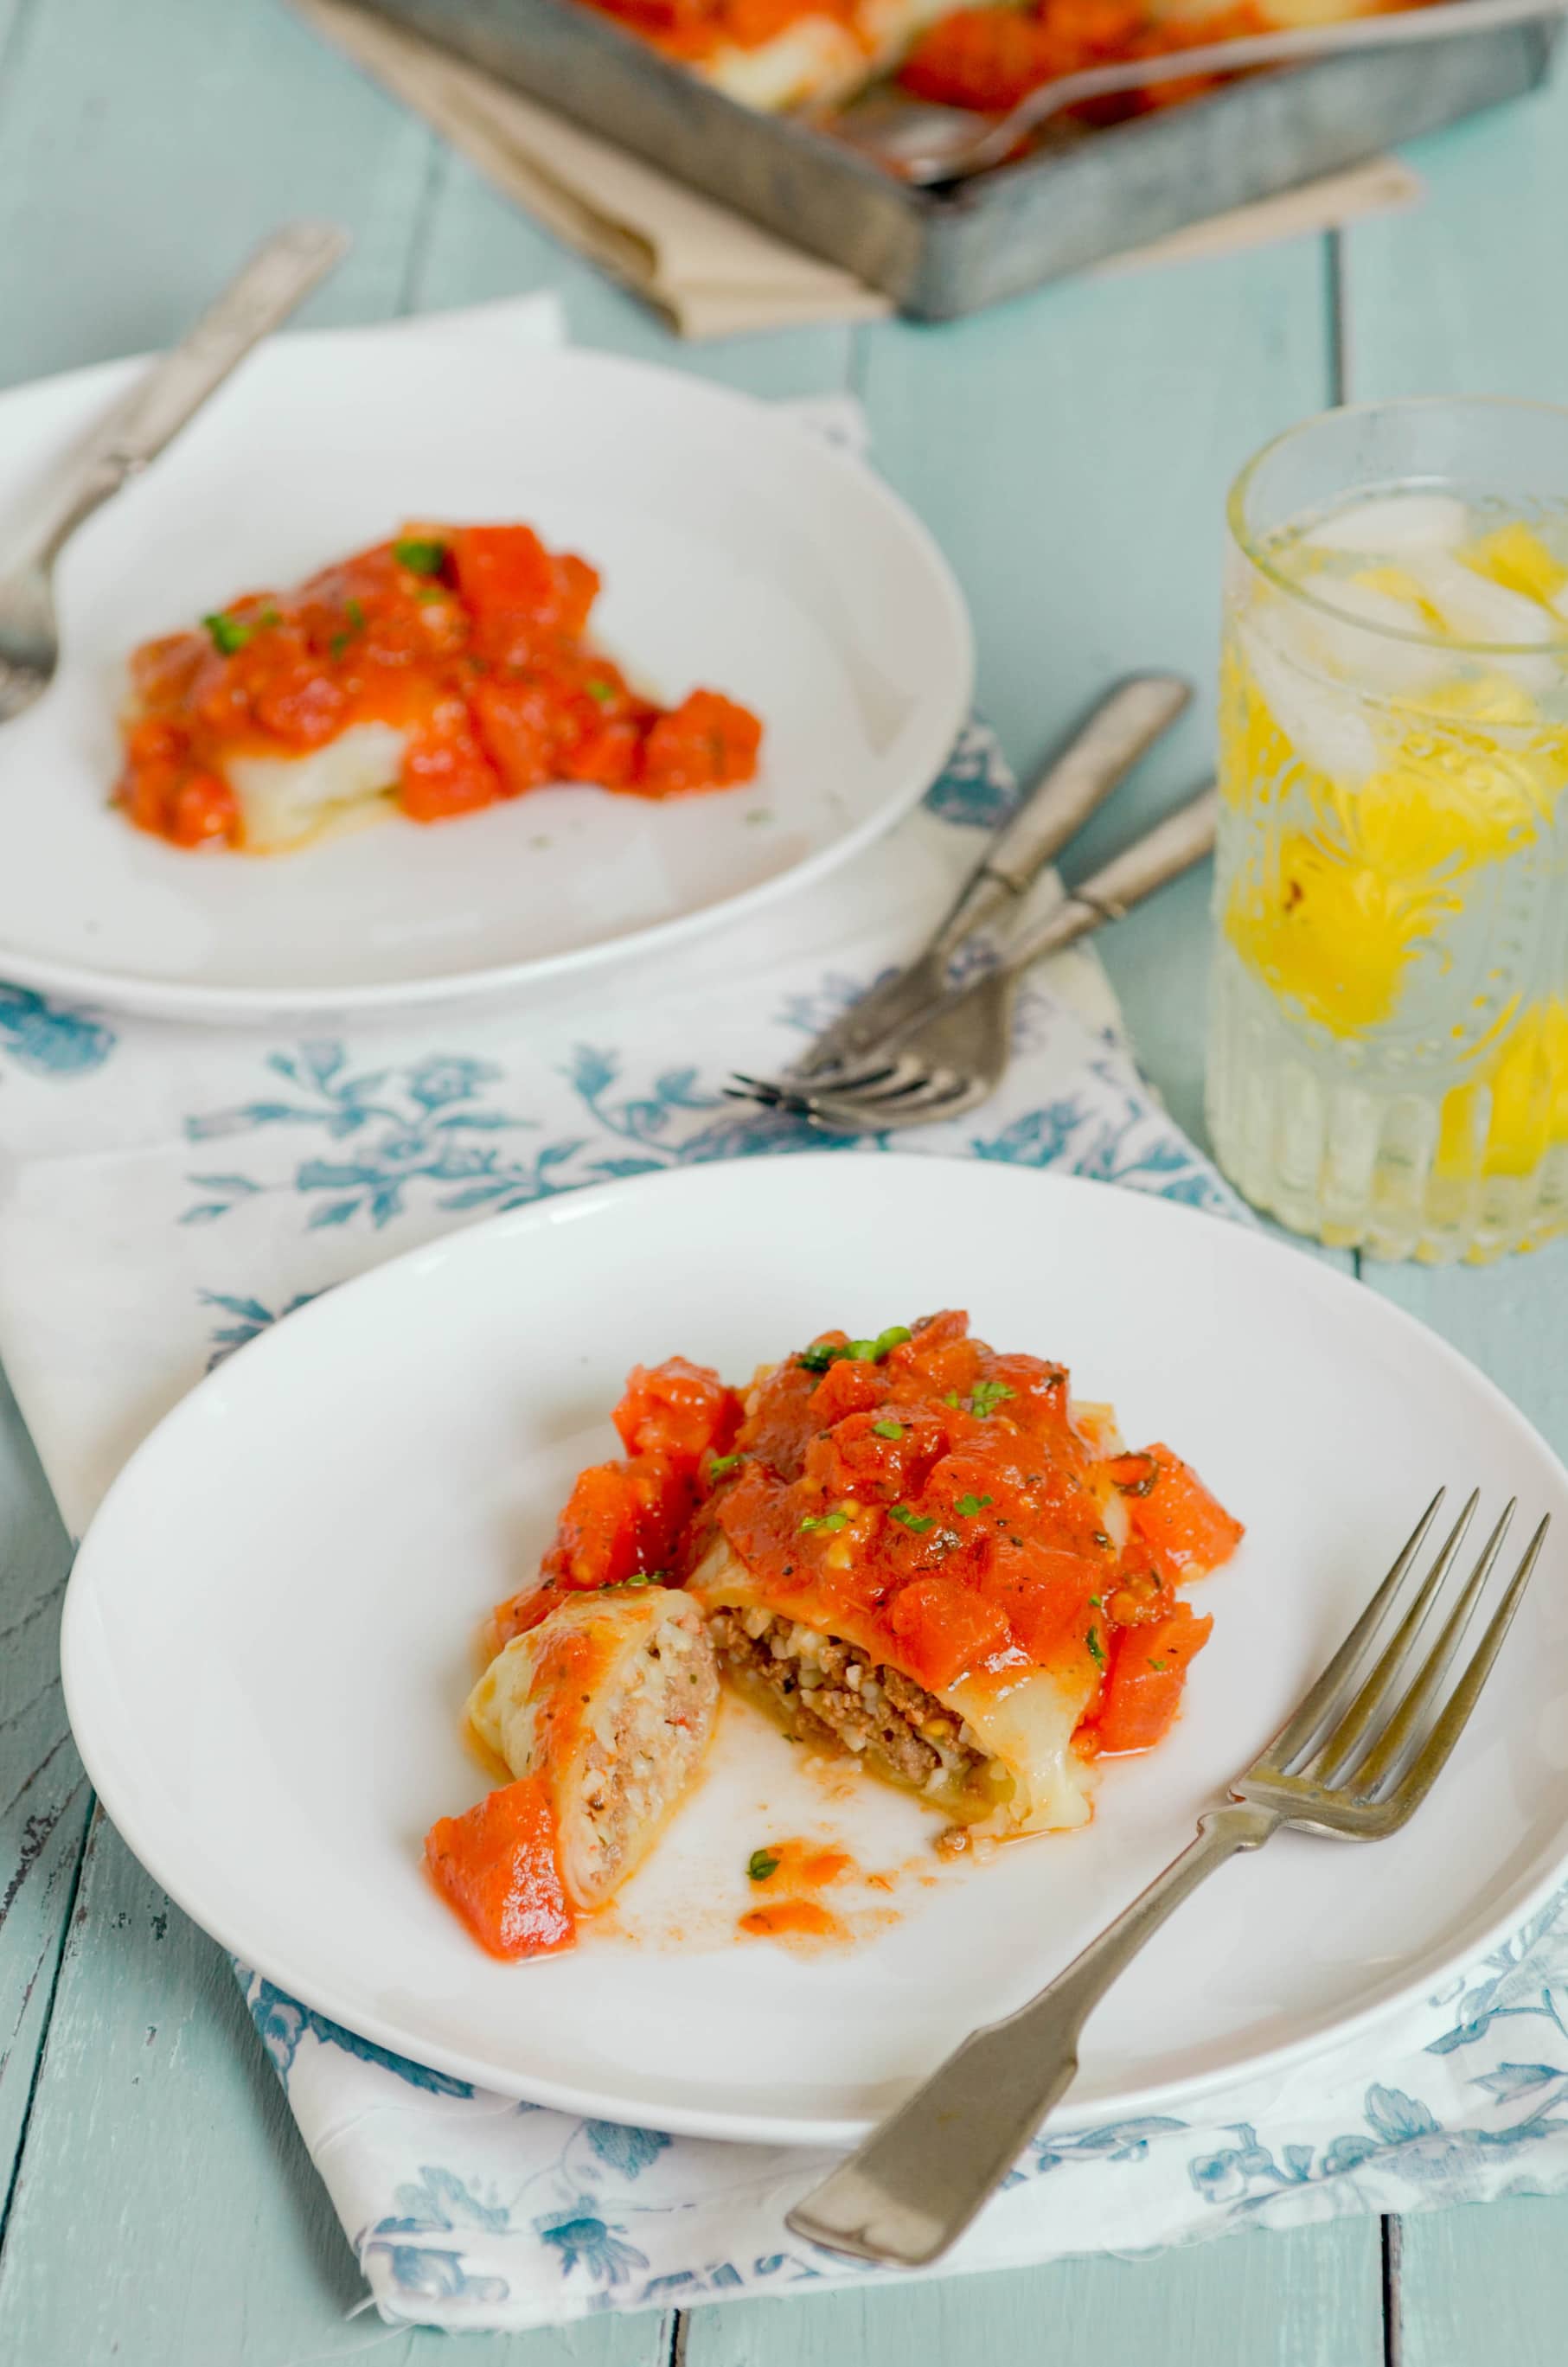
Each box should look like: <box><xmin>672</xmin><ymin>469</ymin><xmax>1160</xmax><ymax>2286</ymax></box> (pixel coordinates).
<box><xmin>0</xmin><ymin>333</ymin><xmax>970</xmax><ymax>1022</ymax></box>
<box><xmin>61</xmin><ymin>1157</ymin><xmax>1568</xmax><ymax>2144</ymax></box>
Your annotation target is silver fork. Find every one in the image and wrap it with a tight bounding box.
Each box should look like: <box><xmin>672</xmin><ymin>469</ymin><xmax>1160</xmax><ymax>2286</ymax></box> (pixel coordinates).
<box><xmin>789</xmin><ymin>1487</ymin><xmax>1551</xmax><ymax>2268</ymax></box>
<box><xmin>829</xmin><ymin>0</ymin><xmax>1568</xmax><ymax>187</ymax></box>
<box><xmin>733</xmin><ymin>784</ymin><xmax>1216</xmax><ymax>1130</ymax></box>
<box><xmin>788</xmin><ymin>672</ymin><xmax>1190</xmax><ymax>1084</ymax></box>
<box><xmin>0</xmin><ymin>219</ymin><xmax>349</xmax><ymax>726</ymax></box>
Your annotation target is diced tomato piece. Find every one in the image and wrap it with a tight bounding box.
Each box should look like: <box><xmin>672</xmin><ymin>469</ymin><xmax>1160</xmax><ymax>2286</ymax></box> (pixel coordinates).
<box><xmin>250</xmin><ymin>662</ymin><xmax>349</xmax><ymax>747</ymax></box>
<box><xmin>1107</xmin><ymin>1445</ymin><xmax>1245</xmax><ymax>1581</ymax></box>
<box><xmin>1093</xmin><ymin>1603</ymin><xmax>1213</xmax><ymax>1755</ymax></box>
<box><xmin>540</xmin><ymin>1461</ymin><xmax>646</xmax><ymax>1590</ymax></box>
<box><xmin>170</xmin><ymin>770</ymin><xmax>240</xmax><ymax>848</ymax></box>
<box><xmin>900</xmin><ymin>10</ymin><xmax>1053</xmax><ymax>112</ymax></box>
<box><xmin>539</xmin><ymin>1452</ymin><xmax>695</xmax><ymax>1590</ymax></box>
<box><xmin>470</xmin><ymin>678</ymin><xmax>563</xmax><ymax>796</ymax></box>
<box><xmin>400</xmin><ymin>704</ymin><xmax>502</xmax><ymax>822</ymax></box>
<box><xmin>808</xmin><ymin>1358</ymin><xmax>887</xmax><ymax>1424</ymax></box>
<box><xmin>560</xmin><ymin>718</ymin><xmax>643</xmax><ymax>790</ymax></box>
<box><xmin>612</xmin><ymin>1358</ymin><xmax>741</xmax><ymax>1468</ymax></box>
<box><xmin>982</xmin><ymin>1538</ymin><xmax>1104</xmax><ymax>1665</ymax></box>
<box><xmin>637</xmin><ymin>691</ymin><xmax>761</xmax><ymax>796</ymax></box>
<box><xmin>803</xmin><ymin>1406</ymin><xmax>947</xmax><ymax>1506</ymax></box>
<box><xmin>450</xmin><ymin>526</ymin><xmax>599</xmax><ymax>639</ymax></box>
<box><xmin>424</xmin><ymin>1776</ymin><xmax>576</xmax><ymax>1960</ymax></box>
<box><xmin>886</xmin><ymin>1576</ymin><xmax>1012</xmax><ymax>1692</ymax></box>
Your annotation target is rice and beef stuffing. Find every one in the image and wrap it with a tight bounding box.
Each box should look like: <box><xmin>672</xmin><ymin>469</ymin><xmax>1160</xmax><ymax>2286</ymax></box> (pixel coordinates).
<box><xmin>707</xmin><ymin>1607</ymin><xmax>988</xmax><ymax>1796</ymax></box>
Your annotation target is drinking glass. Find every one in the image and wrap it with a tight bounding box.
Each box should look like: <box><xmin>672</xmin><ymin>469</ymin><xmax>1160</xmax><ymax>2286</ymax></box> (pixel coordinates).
<box><xmin>1206</xmin><ymin>397</ymin><xmax>1568</xmax><ymax>1263</ymax></box>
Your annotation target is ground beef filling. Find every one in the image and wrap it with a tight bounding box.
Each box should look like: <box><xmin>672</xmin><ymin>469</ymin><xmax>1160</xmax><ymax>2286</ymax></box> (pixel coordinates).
<box><xmin>707</xmin><ymin>1608</ymin><xmax>986</xmax><ymax>1795</ymax></box>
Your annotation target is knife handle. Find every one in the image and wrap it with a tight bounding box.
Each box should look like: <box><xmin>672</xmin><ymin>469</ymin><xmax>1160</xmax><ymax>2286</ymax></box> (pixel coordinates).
<box><xmin>33</xmin><ymin>220</ymin><xmax>349</xmax><ymax>563</ymax></box>
<box><xmin>934</xmin><ymin>672</ymin><xmax>1192</xmax><ymax>956</ymax></box>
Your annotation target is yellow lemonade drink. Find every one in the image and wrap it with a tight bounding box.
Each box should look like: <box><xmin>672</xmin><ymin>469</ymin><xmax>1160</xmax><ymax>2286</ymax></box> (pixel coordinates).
<box><xmin>1208</xmin><ymin>399</ymin><xmax>1568</xmax><ymax>1263</ymax></box>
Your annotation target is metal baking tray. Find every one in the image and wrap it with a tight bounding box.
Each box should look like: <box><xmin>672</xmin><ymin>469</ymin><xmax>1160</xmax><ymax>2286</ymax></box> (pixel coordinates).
<box><xmin>353</xmin><ymin>0</ymin><xmax>1558</xmax><ymax>318</ymax></box>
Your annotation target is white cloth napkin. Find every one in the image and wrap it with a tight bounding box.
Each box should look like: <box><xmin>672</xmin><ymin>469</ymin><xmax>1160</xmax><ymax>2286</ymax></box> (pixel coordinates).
<box><xmin>4</xmin><ymin>300</ymin><xmax>1567</xmax><ymax>2337</ymax></box>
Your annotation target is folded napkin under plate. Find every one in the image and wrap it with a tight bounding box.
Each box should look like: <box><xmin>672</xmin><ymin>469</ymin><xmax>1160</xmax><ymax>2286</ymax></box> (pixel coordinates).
<box><xmin>3</xmin><ymin>299</ymin><xmax>1566</xmax><ymax>2337</ymax></box>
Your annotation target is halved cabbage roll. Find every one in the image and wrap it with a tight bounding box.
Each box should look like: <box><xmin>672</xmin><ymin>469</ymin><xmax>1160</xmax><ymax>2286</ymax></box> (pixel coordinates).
<box><xmin>465</xmin><ymin>1584</ymin><xmax>718</xmax><ymax>1910</ymax></box>
<box><xmin>690</xmin><ymin>1542</ymin><xmax>1098</xmax><ymax>1836</ymax></box>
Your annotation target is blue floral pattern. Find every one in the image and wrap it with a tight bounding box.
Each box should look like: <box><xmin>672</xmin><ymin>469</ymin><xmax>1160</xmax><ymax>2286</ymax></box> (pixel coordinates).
<box><xmin>0</xmin><ymin>982</ymin><xmax>116</xmax><ymax>1079</ymax></box>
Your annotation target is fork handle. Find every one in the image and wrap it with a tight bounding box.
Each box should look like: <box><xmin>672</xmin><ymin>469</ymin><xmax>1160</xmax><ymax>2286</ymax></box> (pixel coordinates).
<box><xmin>29</xmin><ymin>221</ymin><xmax>349</xmax><ymax>562</ymax></box>
<box><xmin>787</xmin><ymin>1800</ymin><xmax>1278</xmax><ymax>2269</ymax></box>
<box><xmin>931</xmin><ymin>673</ymin><xmax>1191</xmax><ymax>956</ymax></box>
<box><xmin>996</xmin><ymin>784</ymin><xmax>1219</xmax><ymax>978</ymax></box>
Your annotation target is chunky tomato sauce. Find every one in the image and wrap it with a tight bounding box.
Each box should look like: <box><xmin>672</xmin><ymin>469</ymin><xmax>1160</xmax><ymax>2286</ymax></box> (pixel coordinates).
<box><xmin>900</xmin><ymin>0</ymin><xmax>1270</xmax><ymax>118</ymax></box>
<box><xmin>117</xmin><ymin>522</ymin><xmax>762</xmax><ymax>850</ymax></box>
<box><xmin>498</xmin><ymin>1314</ymin><xmax>1242</xmax><ymax>1757</ymax></box>
<box><xmin>580</xmin><ymin>0</ymin><xmax>861</xmax><ymax>59</ymax></box>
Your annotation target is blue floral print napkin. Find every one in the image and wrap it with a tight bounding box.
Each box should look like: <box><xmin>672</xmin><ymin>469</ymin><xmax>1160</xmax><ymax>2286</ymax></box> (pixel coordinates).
<box><xmin>4</xmin><ymin>299</ymin><xmax>1568</xmax><ymax>2336</ymax></box>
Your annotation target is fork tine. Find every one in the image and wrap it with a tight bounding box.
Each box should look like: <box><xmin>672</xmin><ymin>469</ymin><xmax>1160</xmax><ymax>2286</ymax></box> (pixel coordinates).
<box><xmin>1383</xmin><ymin>1513</ymin><xmax>1551</xmax><ymax>1818</ymax></box>
<box><xmin>1253</xmin><ymin>1488</ymin><xmax>1445</xmax><ymax>1776</ymax></box>
<box><xmin>1309</xmin><ymin>1492</ymin><xmax>1479</xmax><ymax>1787</ymax></box>
<box><xmin>1348</xmin><ymin>1501</ymin><xmax>1515</xmax><ymax>1797</ymax></box>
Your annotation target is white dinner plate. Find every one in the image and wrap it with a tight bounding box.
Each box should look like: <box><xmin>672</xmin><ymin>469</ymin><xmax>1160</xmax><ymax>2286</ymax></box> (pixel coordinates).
<box><xmin>0</xmin><ymin>331</ymin><xmax>970</xmax><ymax>1022</ymax></box>
<box><xmin>61</xmin><ymin>1157</ymin><xmax>1568</xmax><ymax>2145</ymax></box>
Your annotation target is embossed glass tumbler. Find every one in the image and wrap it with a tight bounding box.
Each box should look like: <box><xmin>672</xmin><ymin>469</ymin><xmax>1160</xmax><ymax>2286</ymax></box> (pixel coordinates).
<box><xmin>1206</xmin><ymin>398</ymin><xmax>1568</xmax><ymax>1263</ymax></box>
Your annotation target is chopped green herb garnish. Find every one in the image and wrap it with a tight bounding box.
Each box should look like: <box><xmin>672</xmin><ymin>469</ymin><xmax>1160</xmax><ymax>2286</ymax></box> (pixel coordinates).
<box><xmin>259</xmin><ymin>605</ymin><xmax>282</xmax><ymax>627</ymax></box>
<box><xmin>346</xmin><ymin>597</ymin><xmax>365</xmax><ymax>631</ymax></box>
<box><xmin>798</xmin><ymin>1325</ymin><xmax>912</xmax><ymax>1374</ymax></box>
<box><xmin>872</xmin><ymin>1418</ymin><xmax>904</xmax><ymax>1441</ymax></box>
<box><xmin>1148</xmin><ymin>1657</ymin><xmax>1168</xmax><ymax>1673</ymax></box>
<box><xmin>800</xmin><ymin>1509</ymin><xmax>851</xmax><ymax>1533</ymax></box>
<box><xmin>969</xmin><ymin>1380</ymin><xmax>1016</xmax><ymax>1418</ymax></box>
<box><xmin>708</xmin><ymin>1450</ymin><xmax>743</xmax><ymax>1480</ymax></box>
<box><xmin>954</xmin><ymin>1493</ymin><xmax>993</xmax><ymax>1519</ymax></box>
<box><xmin>890</xmin><ymin>1505</ymin><xmax>935</xmax><ymax>1533</ymax></box>
<box><xmin>586</xmin><ymin>679</ymin><xmax>617</xmax><ymax>707</ymax></box>
<box><xmin>1089</xmin><ymin>1594</ymin><xmax>1104</xmax><ymax>1609</ymax></box>
<box><xmin>1086</xmin><ymin>1626</ymin><xmax>1106</xmax><ymax>1666</ymax></box>
<box><xmin>415</xmin><ymin>585</ymin><xmax>445</xmax><ymax>605</ymax></box>
<box><xmin>202</xmin><ymin>611</ymin><xmax>251</xmax><ymax>656</ymax></box>
<box><xmin>747</xmin><ymin>1849</ymin><xmax>780</xmax><ymax>1882</ymax></box>
<box><xmin>394</xmin><ymin>535</ymin><xmax>447</xmax><ymax>576</ymax></box>
<box><xmin>942</xmin><ymin>1390</ymin><xmax>962</xmax><ymax>1408</ymax></box>
<box><xmin>329</xmin><ymin>631</ymin><xmax>350</xmax><ymax>659</ymax></box>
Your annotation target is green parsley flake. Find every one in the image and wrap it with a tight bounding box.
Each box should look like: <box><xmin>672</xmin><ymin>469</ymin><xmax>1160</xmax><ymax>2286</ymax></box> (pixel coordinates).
<box><xmin>1089</xmin><ymin>1594</ymin><xmax>1104</xmax><ymax>1609</ymax></box>
<box><xmin>1086</xmin><ymin>1626</ymin><xmax>1106</xmax><ymax>1666</ymax></box>
<box><xmin>872</xmin><ymin>1419</ymin><xmax>904</xmax><ymax>1442</ymax></box>
<box><xmin>954</xmin><ymin>1493</ymin><xmax>993</xmax><ymax>1518</ymax></box>
<box><xmin>943</xmin><ymin>1391</ymin><xmax>962</xmax><ymax>1408</ymax></box>
<box><xmin>969</xmin><ymin>1380</ymin><xmax>1015</xmax><ymax>1418</ymax></box>
<box><xmin>798</xmin><ymin>1325</ymin><xmax>912</xmax><ymax>1374</ymax></box>
<box><xmin>800</xmin><ymin>1510</ymin><xmax>851</xmax><ymax>1534</ymax></box>
<box><xmin>708</xmin><ymin>1450</ymin><xmax>743</xmax><ymax>1479</ymax></box>
<box><xmin>394</xmin><ymin>535</ymin><xmax>447</xmax><ymax>576</ymax></box>
<box><xmin>890</xmin><ymin>1505</ymin><xmax>935</xmax><ymax>1533</ymax></box>
<box><xmin>747</xmin><ymin>1849</ymin><xmax>780</xmax><ymax>1883</ymax></box>
<box><xmin>1148</xmin><ymin>1657</ymin><xmax>1168</xmax><ymax>1673</ymax></box>
<box><xmin>586</xmin><ymin>680</ymin><xmax>616</xmax><ymax>707</ymax></box>
<box><xmin>202</xmin><ymin>611</ymin><xmax>251</xmax><ymax>656</ymax></box>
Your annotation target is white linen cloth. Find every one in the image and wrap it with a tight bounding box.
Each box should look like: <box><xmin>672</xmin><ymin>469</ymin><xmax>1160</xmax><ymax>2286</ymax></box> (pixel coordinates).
<box><xmin>3</xmin><ymin>299</ymin><xmax>1566</xmax><ymax>2336</ymax></box>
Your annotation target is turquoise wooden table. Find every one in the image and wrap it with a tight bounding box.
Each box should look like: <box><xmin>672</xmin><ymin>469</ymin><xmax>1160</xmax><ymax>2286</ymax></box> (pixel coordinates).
<box><xmin>2</xmin><ymin>3</ymin><xmax>1566</xmax><ymax>2357</ymax></box>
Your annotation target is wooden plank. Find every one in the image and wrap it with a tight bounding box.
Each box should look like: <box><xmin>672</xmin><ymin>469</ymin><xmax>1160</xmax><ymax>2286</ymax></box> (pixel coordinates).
<box><xmin>1394</xmin><ymin>2195</ymin><xmax>1568</xmax><ymax>2367</ymax></box>
<box><xmin>0</xmin><ymin>1361</ymin><xmax>85</xmax><ymax>2220</ymax></box>
<box><xmin>682</xmin><ymin>2219</ymin><xmax>1385</xmax><ymax>2367</ymax></box>
<box><xmin>0</xmin><ymin>0</ymin><xmax>435</xmax><ymax>393</ymax></box>
<box><xmin>1341</xmin><ymin>67</ymin><xmax>1568</xmax><ymax>398</ymax></box>
<box><xmin>0</xmin><ymin>1807</ymin><xmax>671</xmax><ymax>2367</ymax></box>
<box><xmin>852</xmin><ymin>240</ymin><xmax>1334</xmax><ymax>1151</ymax></box>
<box><xmin>408</xmin><ymin>139</ymin><xmax>855</xmax><ymax>400</ymax></box>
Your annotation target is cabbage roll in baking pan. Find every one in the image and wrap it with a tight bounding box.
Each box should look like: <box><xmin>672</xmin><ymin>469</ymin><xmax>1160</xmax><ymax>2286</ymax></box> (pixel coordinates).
<box><xmin>465</xmin><ymin>1584</ymin><xmax>720</xmax><ymax>1910</ymax></box>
